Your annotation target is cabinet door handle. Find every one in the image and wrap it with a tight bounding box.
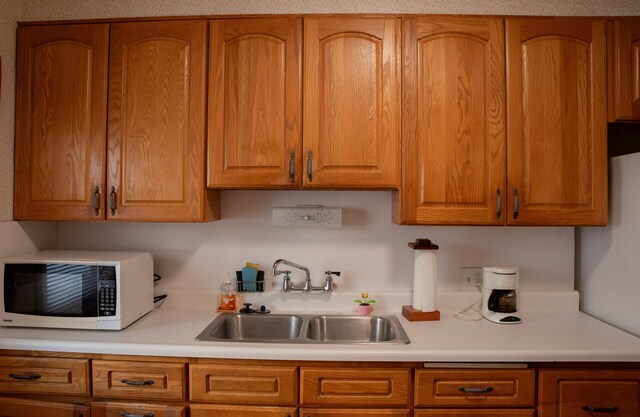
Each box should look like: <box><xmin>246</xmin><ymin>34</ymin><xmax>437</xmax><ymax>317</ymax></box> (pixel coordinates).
<box><xmin>458</xmin><ymin>386</ymin><xmax>494</xmax><ymax>394</ymax></box>
<box><xmin>496</xmin><ymin>189</ymin><xmax>502</xmax><ymax>219</ymax></box>
<box><xmin>289</xmin><ymin>152</ymin><xmax>295</xmax><ymax>183</ymax></box>
<box><xmin>120</xmin><ymin>378</ymin><xmax>155</xmax><ymax>386</ymax></box>
<box><xmin>513</xmin><ymin>189</ymin><xmax>519</xmax><ymax>219</ymax></box>
<box><xmin>582</xmin><ymin>406</ymin><xmax>619</xmax><ymax>413</ymax></box>
<box><xmin>9</xmin><ymin>373</ymin><xmax>41</xmax><ymax>381</ymax></box>
<box><xmin>93</xmin><ymin>186</ymin><xmax>100</xmax><ymax>216</ymax></box>
<box><xmin>307</xmin><ymin>150</ymin><xmax>313</xmax><ymax>182</ymax></box>
<box><xmin>120</xmin><ymin>412</ymin><xmax>154</xmax><ymax>417</ymax></box>
<box><xmin>109</xmin><ymin>186</ymin><xmax>116</xmax><ymax>216</ymax></box>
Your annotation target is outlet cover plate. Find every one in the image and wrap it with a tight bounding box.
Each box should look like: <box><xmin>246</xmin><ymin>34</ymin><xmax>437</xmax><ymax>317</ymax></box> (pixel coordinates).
<box><xmin>460</xmin><ymin>267</ymin><xmax>483</xmax><ymax>291</ymax></box>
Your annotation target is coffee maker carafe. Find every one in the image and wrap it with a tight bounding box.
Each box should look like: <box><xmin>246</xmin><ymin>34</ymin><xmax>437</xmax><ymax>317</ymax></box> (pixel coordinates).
<box><xmin>481</xmin><ymin>266</ymin><xmax>522</xmax><ymax>324</ymax></box>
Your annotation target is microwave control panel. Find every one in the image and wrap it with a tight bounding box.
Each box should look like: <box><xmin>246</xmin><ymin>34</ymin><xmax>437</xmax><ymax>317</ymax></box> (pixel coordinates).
<box><xmin>98</xmin><ymin>266</ymin><xmax>117</xmax><ymax>317</ymax></box>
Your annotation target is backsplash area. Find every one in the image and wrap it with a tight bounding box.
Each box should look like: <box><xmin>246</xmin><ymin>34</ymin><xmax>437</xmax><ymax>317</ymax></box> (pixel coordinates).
<box><xmin>56</xmin><ymin>191</ymin><xmax>574</xmax><ymax>299</ymax></box>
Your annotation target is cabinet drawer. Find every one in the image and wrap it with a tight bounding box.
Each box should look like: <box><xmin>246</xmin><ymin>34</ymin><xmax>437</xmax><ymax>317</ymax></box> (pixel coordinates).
<box><xmin>190</xmin><ymin>404</ymin><xmax>297</xmax><ymax>417</ymax></box>
<box><xmin>415</xmin><ymin>369</ymin><xmax>535</xmax><ymax>407</ymax></box>
<box><xmin>0</xmin><ymin>396</ymin><xmax>90</xmax><ymax>417</ymax></box>
<box><xmin>301</xmin><ymin>408</ymin><xmax>411</xmax><ymax>417</ymax></box>
<box><xmin>0</xmin><ymin>356</ymin><xmax>90</xmax><ymax>396</ymax></box>
<box><xmin>538</xmin><ymin>369</ymin><xmax>640</xmax><ymax>417</ymax></box>
<box><xmin>92</xmin><ymin>360</ymin><xmax>186</xmax><ymax>401</ymax></box>
<box><xmin>415</xmin><ymin>410</ymin><xmax>534</xmax><ymax>417</ymax></box>
<box><xmin>92</xmin><ymin>401</ymin><xmax>186</xmax><ymax>417</ymax></box>
<box><xmin>300</xmin><ymin>367</ymin><xmax>411</xmax><ymax>406</ymax></box>
<box><xmin>190</xmin><ymin>364</ymin><xmax>297</xmax><ymax>405</ymax></box>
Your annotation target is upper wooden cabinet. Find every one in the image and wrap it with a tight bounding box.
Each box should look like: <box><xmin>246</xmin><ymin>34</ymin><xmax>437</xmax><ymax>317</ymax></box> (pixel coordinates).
<box><xmin>14</xmin><ymin>21</ymin><xmax>220</xmax><ymax>222</ymax></box>
<box><xmin>397</xmin><ymin>16</ymin><xmax>506</xmax><ymax>225</ymax></box>
<box><xmin>14</xmin><ymin>24</ymin><xmax>109</xmax><ymax>221</ymax></box>
<box><xmin>303</xmin><ymin>17</ymin><xmax>401</xmax><ymax>188</ymax></box>
<box><xmin>207</xmin><ymin>18</ymin><xmax>302</xmax><ymax>188</ymax></box>
<box><xmin>609</xmin><ymin>17</ymin><xmax>640</xmax><ymax>121</ymax></box>
<box><xmin>108</xmin><ymin>20</ymin><xmax>218</xmax><ymax>221</ymax></box>
<box><xmin>506</xmin><ymin>18</ymin><xmax>608</xmax><ymax>225</ymax></box>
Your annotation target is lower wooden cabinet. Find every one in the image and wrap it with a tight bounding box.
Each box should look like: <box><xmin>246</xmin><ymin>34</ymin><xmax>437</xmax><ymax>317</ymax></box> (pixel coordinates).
<box><xmin>0</xmin><ymin>397</ymin><xmax>90</xmax><ymax>417</ymax></box>
<box><xmin>190</xmin><ymin>404</ymin><xmax>297</xmax><ymax>417</ymax></box>
<box><xmin>538</xmin><ymin>369</ymin><xmax>640</xmax><ymax>417</ymax></box>
<box><xmin>415</xmin><ymin>411</ymin><xmax>534</xmax><ymax>417</ymax></box>
<box><xmin>0</xmin><ymin>356</ymin><xmax>90</xmax><ymax>396</ymax></box>
<box><xmin>92</xmin><ymin>401</ymin><xmax>185</xmax><ymax>417</ymax></box>
<box><xmin>300</xmin><ymin>409</ymin><xmax>410</xmax><ymax>417</ymax></box>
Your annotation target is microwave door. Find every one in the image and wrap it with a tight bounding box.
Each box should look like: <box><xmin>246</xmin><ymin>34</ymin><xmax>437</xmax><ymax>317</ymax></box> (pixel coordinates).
<box><xmin>4</xmin><ymin>263</ymin><xmax>98</xmax><ymax>317</ymax></box>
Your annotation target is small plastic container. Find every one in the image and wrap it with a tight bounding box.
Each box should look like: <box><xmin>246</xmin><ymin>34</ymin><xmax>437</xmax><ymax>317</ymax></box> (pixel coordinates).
<box><xmin>218</xmin><ymin>278</ymin><xmax>238</xmax><ymax>312</ymax></box>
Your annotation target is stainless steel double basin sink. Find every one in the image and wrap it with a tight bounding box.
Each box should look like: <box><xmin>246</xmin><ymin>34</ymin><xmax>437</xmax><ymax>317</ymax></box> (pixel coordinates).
<box><xmin>196</xmin><ymin>313</ymin><xmax>410</xmax><ymax>344</ymax></box>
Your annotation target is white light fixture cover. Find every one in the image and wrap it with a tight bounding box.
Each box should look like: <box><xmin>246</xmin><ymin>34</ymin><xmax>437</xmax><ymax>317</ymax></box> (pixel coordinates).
<box><xmin>272</xmin><ymin>205</ymin><xmax>342</xmax><ymax>227</ymax></box>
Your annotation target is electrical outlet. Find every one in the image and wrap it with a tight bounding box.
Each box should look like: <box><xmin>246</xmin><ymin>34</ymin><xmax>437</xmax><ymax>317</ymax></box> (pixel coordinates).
<box><xmin>460</xmin><ymin>267</ymin><xmax>483</xmax><ymax>291</ymax></box>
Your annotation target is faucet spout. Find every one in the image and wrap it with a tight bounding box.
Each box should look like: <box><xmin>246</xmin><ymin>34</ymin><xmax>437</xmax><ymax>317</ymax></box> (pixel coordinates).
<box><xmin>271</xmin><ymin>259</ymin><xmax>312</xmax><ymax>292</ymax></box>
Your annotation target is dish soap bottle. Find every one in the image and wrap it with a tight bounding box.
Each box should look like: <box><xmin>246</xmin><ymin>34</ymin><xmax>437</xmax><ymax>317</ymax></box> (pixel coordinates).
<box><xmin>218</xmin><ymin>276</ymin><xmax>237</xmax><ymax>312</ymax></box>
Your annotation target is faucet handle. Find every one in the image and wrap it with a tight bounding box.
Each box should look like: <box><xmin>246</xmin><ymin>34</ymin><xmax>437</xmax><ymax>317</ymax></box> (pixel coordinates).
<box><xmin>325</xmin><ymin>271</ymin><xmax>341</xmax><ymax>277</ymax></box>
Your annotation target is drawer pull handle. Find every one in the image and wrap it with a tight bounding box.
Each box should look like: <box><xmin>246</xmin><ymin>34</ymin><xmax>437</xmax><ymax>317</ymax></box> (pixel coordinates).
<box><xmin>9</xmin><ymin>373</ymin><xmax>41</xmax><ymax>381</ymax></box>
<box><xmin>582</xmin><ymin>406</ymin><xmax>619</xmax><ymax>413</ymax></box>
<box><xmin>458</xmin><ymin>386</ymin><xmax>494</xmax><ymax>394</ymax></box>
<box><xmin>120</xmin><ymin>378</ymin><xmax>155</xmax><ymax>386</ymax></box>
<box><xmin>120</xmin><ymin>413</ymin><xmax>154</xmax><ymax>417</ymax></box>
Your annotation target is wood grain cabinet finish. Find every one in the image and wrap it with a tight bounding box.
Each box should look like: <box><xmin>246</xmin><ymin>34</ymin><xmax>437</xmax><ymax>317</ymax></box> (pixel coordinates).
<box><xmin>208</xmin><ymin>18</ymin><xmax>302</xmax><ymax>188</ymax></box>
<box><xmin>609</xmin><ymin>17</ymin><xmax>640</xmax><ymax>121</ymax></box>
<box><xmin>0</xmin><ymin>356</ymin><xmax>90</xmax><ymax>396</ymax></box>
<box><xmin>397</xmin><ymin>16</ymin><xmax>506</xmax><ymax>225</ymax></box>
<box><xmin>108</xmin><ymin>20</ymin><xmax>219</xmax><ymax>221</ymax></box>
<box><xmin>538</xmin><ymin>369</ymin><xmax>640</xmax><ymax>417</ymax></box>
<box><xmin>190</xmin><ymin>364</ymin><xmax>298</xmax><ymax>405</ymax></box>
<box><xmin>0</xmin><ymin>397</ymin><xmax>90</xmax><ymax>417</ymax></box>
<box><xmin>506</xmin><ymin>18</ymin><xmax>608</xmax><ymax>225</ymax></box>
<box><xmin>414</xmin><ymin>369</ymin><xmax>535</xmax><ymax>408</ymax></box>
<box><xmin>303</xmin><ymin>17</ymin><xmax>400</xmax><ymax>188</ymax></box>
<box><xmin>300</xmin><ymin>367</ymin><xmax>410</xmax><ymax>407</ymax></box>
<box><xmin>14</xmin><ymin>24</ymin><xmax>109</xmax><ymax>221</ymax></box>
<box><xmin>190</xmin><ymin>404</ymin><xmax>297</xmax><ymax>417</ymax></box>
<box><xmin>301</xmin><ymin>409</ymin><xmax>411</xmax><ymax>417</ymax></box>
<box><xmin>92</xmin><ymin>360</ymin><xmax>186</xmax><ymax>401</ymax></box>
<box><xmin>415</xmin><ymin>411</ymin><xmax>534</xmax><ymax>417</ymax></box>
<box><xmin>91</xmin><ymin>401</ymin><xmax>186</xmax><ymax>417</ymax></box>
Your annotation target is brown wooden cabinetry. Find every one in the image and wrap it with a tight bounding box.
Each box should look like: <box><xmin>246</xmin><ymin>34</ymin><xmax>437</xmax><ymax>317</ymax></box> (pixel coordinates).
<box><xmin>14</xmin><ymin>21</ymin><xmax>219</xmax><ymax>222</ymax></box>
<box><xmin>208</xmin><ymin>18</ymin><xmax>302</xmax><ymax>188</ymax></box>
<box><xmin>303</xmin><ymin>17</ymin><xmax>400</xmax><ymax>188</ymax></box>
<box><xmin>506</xmin><ymin>18</ymin><xmax>608</xmax><ymax>225</ymax></box>
<box><xmin>538</xmin><ymin>369</ymin><xmax>640</xmax><ymax>417</ymax></box>
<box><xmin>301</xmin><ymin>410</ymin><xmax>410</xmax><ymax>417</ymax></box>
<box><xmin>0</xmin><ymin>356</ymin><xmax>90</xmax><ymax>396</ymax></box>
<box><xmin>91</xmin><ymin>401</ymin><xmax>186</xmax><ymax>417</ymax></box>
<box><xmin>14</xmin><ymin>24</ymin><xmax>109</xmax><ymax>221</ymax></box>
<box><xmin>0</xmin><ymin>397</ymin><xmax>90</xmax><ymax>417</ymax></box>
<box><xmin>397</xmin><ymin>16</ymin><xmax>506</xmax><ymax>225</ymax></box>
<box><xmin>190</xmin><ymin>404</ymin><xmax>297</xmax><ymax>417</ymax></box>
<box><xmin>609</xmin><ymin>17</ymin><xmax>640</xmax><ymax>121</ymax></box>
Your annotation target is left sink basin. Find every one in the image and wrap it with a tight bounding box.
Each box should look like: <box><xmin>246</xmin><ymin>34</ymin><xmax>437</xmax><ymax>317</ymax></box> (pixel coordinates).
<box><xmin>196</xmin><ymin>313</ymin><xmax>305</xmax><ymax>342</ymax></box>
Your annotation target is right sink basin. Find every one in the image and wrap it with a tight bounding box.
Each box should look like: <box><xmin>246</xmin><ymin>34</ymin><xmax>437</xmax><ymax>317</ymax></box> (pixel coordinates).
<box><xmin>305</xmin><ymin>315</ymin><xmax>406</xmax><ymax>343</ymax></box>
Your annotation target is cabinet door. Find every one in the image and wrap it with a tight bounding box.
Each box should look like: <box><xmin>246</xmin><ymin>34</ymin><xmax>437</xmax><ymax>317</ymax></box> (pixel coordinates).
<box><xmin>303</xmin><ymin>17</ymin><xmax>400</xmax><ymax>188</ymax></box>
<box><xmin>91</xmin><ymin>401</ymin><xmax>185</xmax><ymax>417</ymax></box>
<box><xmin>610</xmin><ymin>17</ymin><xmax>640</xmax><ymax>120</ymax></box>
<box><xmin>14</xmin><ymin>24</ymin><xmax>108</xmax><ymax>221</ymax></box>
<box><xmin>108</xmin><ymin>20</ymin><xmax>218</xmax><ymax>221</ymax></box>
<box><xmin>301</xmin><ymin>409</ymin><xmax>410</xmax><ymax>417</ymax></box>
<box><xmin>398</xmin><ymin>17</ymin><xmax>506</xmax><ymax>225</ymax></box>
<box><xmin>538</xmin><ymin>369</ymin><xmax>640</xmax><ymax>417</ymax></box>
<box><xmin>208</xmin><ymin>18</ymin><xmax>302</xmax><ymax>188</ymax></box>
<box><xmin>0</xmin><ymin>397</ymin><xmax>90</xmax><ymax>417</ymax></box>
<box><xmin>190</xmin><ymin>404</ymin><xmax>297</xmax><ymax>417</ymax></box>
<box><xmin>506</xmin><ymin>18</ymin><xmax>608</xmax><ymax>225</ymax></box>
<box><xmin>0</xmin><ymin>356</ymin><xmax>90</xmax><ymax>396</ymax></box>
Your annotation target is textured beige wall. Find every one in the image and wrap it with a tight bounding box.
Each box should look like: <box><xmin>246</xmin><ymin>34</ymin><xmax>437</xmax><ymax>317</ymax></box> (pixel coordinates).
<box><xmin>0</xmin><ymin>0</ymin><xmax>20</xmax><ymax>221</ymax></box>
<box><xmin>19</xmin><ymin>0</ymin><xmax>640</xmax><ymax>20</ymax></box>
<box><xmin>2</xmin><ymin>0</ymin><xmax>640</xmax><ymax>222</ymax></box>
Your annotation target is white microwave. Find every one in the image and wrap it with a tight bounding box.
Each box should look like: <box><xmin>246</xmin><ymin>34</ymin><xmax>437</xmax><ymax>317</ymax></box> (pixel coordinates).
<box><xmin>0</xmin><ymin>251</ymin><xmax>154</xmax><ymax>330</ymax></box>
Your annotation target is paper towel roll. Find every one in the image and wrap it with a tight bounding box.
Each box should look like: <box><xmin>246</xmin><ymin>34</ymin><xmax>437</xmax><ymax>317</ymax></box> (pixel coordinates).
<box><xmin>412</xmin><ymin>250</ymin><xmax>437</xmax><ymax>312</ymax></box>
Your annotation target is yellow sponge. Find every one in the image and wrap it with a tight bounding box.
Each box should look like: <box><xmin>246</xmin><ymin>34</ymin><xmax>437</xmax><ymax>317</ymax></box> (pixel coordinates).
<box><xmin>245</xmin><ymin>262</ymin><xmax>259</xmax><ymax>271</ymax></box>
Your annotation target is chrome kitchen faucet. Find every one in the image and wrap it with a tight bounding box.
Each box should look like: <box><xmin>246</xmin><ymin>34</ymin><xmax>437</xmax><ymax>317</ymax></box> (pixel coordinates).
<box><xmin>271</xmin><ymin>259</ymin><xmax>340</xmax><ymax>292</ymax></box>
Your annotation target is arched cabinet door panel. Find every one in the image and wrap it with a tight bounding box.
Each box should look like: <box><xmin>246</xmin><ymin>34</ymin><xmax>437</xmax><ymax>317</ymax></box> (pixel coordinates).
<box><xmin>398</xmin><ymin>16</ymin><xmax>506</xmax><ymax>225</ymax></box>
<box><xmin>208</xmin><ymin>18</ymin><xmax>302</xmax><ymax>188</ymax></box>
<box><xmin>14</xmin><ymin>24</ymin><xmax>109</xmax><ymax>221</ymax></box>
<box><xmin>303</xmin><ymin>17</ymin><xmax>400</xmax><ymax>188</ymax></box>
<box><xmin>506</xmin><ymin>18</ymin><xmax>608</xmax><ymax>226</ymax></box>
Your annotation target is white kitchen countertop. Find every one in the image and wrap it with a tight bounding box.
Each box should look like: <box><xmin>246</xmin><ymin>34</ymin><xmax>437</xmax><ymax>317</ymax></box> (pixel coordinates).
<box><xmin>1</xmin><ymin>291</ymin><xmax>639</xmax><ymax>362</ymax></box>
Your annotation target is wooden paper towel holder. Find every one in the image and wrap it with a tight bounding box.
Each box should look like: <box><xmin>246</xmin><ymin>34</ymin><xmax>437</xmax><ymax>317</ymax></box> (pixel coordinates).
<box><xmin>402</xmin><ymin>305</ymin><xmax>440</xmax><ymax>321</ymax></box>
